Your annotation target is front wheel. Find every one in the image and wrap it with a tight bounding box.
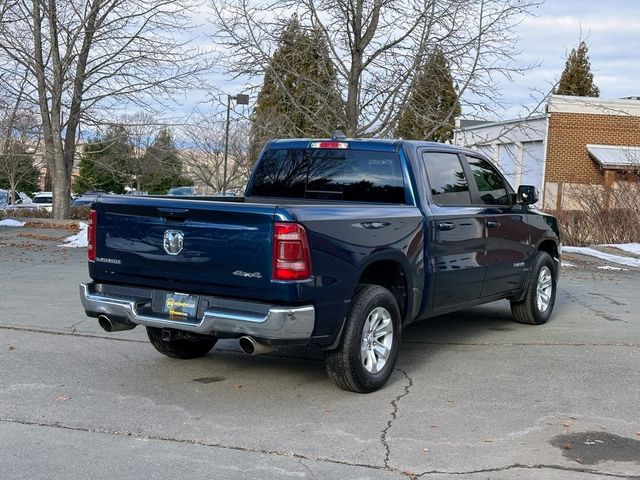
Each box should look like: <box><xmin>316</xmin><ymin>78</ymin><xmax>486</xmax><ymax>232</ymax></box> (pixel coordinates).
<box><xmin>511</xmin><ymin>251</ymin><xmax>557</xmax><ymax>325</ymax></box>
<box><xmin>146</xmin><ymin>327</ymin><xmax>217</xmax><ymax>359</ymax></box>
<box><xmin>325</xmin><ymin>284</ymin><xmax>401</xmax><ymax>393</ymax></box>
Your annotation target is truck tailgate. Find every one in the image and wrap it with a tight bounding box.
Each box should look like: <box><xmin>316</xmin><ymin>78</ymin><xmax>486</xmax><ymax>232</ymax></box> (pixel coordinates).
<box><xmin>91</xmin><ymin>196</ymin><xmax>277</xmax><ymax>294</ymax></box>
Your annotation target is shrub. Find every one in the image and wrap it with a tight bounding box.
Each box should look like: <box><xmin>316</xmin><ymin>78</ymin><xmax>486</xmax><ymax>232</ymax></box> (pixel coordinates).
<box><xmin>552</xmin><ymin>182</ymin><xmax>640</xmax><ymax>245</ymax></box>
<box><xmin>0</xmin><ymin>207</ymin><xmax>51</xmax><ymax>219</ymax></box>
<box><xmin>68</xmin><ymin>206</ymin><xmax>91</xmax><ymax>220</ymax></box>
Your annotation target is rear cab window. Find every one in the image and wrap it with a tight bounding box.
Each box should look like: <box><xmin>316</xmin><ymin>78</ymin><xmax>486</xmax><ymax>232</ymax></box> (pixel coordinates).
<box><xmin>422</xmin><ymin>151</ymin><xmax>472</xmax><ymax>206</ymax></box>
<box><xmin>249</xmin><ymin>147</ymin><xmax>407</xmax><ymax>204</ymax></box>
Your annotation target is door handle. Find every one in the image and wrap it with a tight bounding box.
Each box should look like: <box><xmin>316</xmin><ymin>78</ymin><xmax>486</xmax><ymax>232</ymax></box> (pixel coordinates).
<box><xmin>438</xmin><ymin>222</ymin><xmax>455</xmax><ymax>231</ymax></box>
<box><xmin>486</xmin><ymin>220</ymin><xmax>500</xmax><ymax>229</ymax></box>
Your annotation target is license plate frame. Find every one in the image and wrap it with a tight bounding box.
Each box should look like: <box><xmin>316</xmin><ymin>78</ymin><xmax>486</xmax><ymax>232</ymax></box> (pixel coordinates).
<box><xmin>162</xmin><ymin>292</ymin><xmax>199</xmax><ymax>319</ymax></box>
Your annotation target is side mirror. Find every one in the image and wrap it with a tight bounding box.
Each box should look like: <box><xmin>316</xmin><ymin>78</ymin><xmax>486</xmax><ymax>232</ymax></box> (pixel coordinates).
<box><xmin>516</xmin><ymin>185</ymin><xmax>539</xmax><ymax>205</ymax></box>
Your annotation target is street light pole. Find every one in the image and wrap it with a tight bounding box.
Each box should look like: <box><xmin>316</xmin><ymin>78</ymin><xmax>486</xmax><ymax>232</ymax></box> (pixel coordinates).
<box><xmin>222</xmin><ymin>93</ymin><xmax>249</xmax><ymax>193</ymax></box>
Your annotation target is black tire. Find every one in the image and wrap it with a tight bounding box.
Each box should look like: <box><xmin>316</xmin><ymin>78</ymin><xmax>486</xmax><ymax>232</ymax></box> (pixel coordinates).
<box><xmin>511</xmin><ymin>251</ymin><xmax>557</xmax><ymax>325</ymax></box>
<box><xmin>325</xmin><ymin>284</ymin><xmax>401</xmax><ymax>393</ymax></box>
<box><xmin>146</xmin><ymin>327</ymin><xmax>217</xmax><ymax>359</ymax></box>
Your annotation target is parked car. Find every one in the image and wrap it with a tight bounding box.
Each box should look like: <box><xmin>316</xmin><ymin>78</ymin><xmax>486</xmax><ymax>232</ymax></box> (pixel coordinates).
<box><xmin>30</xmin><ymin>192</ymin><xmax>54</xmax><ymax>212</ymax></box>
<box><xmin>213</xmin><ymin>190</ymin><xmax>239</xmax><ymax>197</ymax></box>
<box><xmin>0</xmin><ymin>189</ymin><xmax>31</xmax><ymax>208</ymax></box>
<box><xmin>167</xmin><ymin>186</ymin><xmax>196</xmax><ymax>196</ymax></box>
<box><xmin>80</xmin><ymin>138</ymin><xmax>561</xmax><ymax>393</ymax></box>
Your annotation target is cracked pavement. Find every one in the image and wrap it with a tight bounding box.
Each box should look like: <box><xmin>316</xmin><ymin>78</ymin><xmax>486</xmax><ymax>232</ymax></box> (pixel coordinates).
<box><xmin>1</xmin><ymin>225</ymin><xmax>640</xmax><ymax>479</ymax></box>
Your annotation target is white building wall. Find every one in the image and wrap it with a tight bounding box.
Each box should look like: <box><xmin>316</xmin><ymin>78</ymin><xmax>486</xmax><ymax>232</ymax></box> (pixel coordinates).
<box><xmin>453</xmin><ymin>116</ymin><xmax>548</xmax><ymax>194</ymax></box>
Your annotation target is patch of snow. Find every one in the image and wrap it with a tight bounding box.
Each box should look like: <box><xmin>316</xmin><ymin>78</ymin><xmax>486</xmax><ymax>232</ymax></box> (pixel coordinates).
<box><xmin>0</xmin><ymin>219</ymin><xmax>25</xmax><ymax>227</ymax></box>
<box><xmin>563</xmin><ymin>246</ymin><xmax>640</xmax><ymax>268</ymax></box>
<box><xmin>562</xmin><ymin>262</ymin><xmax>576</xmax><ymax>268</ymax></box>
<box><xmin>597</xmin><ymin>265</ymin><xmax>628</xmax><ymax>271</ymax></box>
<box><xmin>604</xmin><ymin>243</ymin><xmax>640</xmax><ymax>256</ymax></box>
<box><xmin>59</xmin><ymin>222</ymin><xmax>88</xmax><ymax>248</ymax></box>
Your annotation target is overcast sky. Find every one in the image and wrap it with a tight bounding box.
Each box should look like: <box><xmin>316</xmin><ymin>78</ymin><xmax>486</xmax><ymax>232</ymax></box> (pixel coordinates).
<box><xmin>500</xmin><ymin>0</ymin><xmax>640</xmax><ymax>118</ymax></box>
<box><xmin>182</xmin><ymin>0</ymin><xmax>640</xmax><ymax>127</ymax></box>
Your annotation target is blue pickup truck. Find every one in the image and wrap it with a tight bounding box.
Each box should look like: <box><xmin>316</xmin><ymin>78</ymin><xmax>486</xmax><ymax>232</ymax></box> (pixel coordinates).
<box><xmin>80</xmin><ymin>138</ymin><xmax>560</xmax><ymax>392</ymax></box>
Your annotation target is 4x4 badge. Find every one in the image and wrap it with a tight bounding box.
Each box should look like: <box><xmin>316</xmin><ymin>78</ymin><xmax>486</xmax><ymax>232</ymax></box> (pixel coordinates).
<box><xmin>163</xmin><ymin>230</ymin><xmax>184</xmax><ymax>255</ymax></box>
<box><xmin>233</xmin><ymin>270</ymin><xmax>262</xmax><ymax>279</ymax></box>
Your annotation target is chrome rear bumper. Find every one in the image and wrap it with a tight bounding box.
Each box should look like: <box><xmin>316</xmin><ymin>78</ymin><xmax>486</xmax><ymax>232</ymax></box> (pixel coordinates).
<box><xmin>79</xmin><ymin>283</ymin><xmax>315</xmax><ymax>340</ymax></box>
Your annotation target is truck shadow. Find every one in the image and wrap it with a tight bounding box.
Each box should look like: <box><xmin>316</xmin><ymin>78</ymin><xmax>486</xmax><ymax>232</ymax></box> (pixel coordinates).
<box><xmin>193</xmin><ymin>299</ymin><xmax>533</xmax><ymax>390</ymax></box>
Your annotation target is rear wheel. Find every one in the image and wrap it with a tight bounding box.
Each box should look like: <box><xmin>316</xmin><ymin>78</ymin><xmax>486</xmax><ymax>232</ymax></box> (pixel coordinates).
<box><xmin>511</xmin><ymin>251</ymin><xmax>557</xmax><ymax>325</ymax></box>
<box><xmin>146</xmin><ymin>327</ymin><xmax>217</xmax><ymax>359</ymax></box>
<box><xmin>325</xmin><ymin>284</ymin><xmax>401</xmax><ymax>393</ymax></box>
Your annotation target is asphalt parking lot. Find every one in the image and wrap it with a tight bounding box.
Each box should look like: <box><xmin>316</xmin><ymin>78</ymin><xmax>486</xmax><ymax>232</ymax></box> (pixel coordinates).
<box><xmin>1</xmin><ymin>223</ymin><xmax>639</xmax><ymax>479</ymax></box>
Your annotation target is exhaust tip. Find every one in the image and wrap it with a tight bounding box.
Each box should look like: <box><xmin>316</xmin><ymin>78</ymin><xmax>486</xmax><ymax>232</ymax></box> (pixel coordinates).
<box><xmin>98</xmin><ymin>315</ymin><xmax>113</xmax><ymax>332</ymax></box>
<box><xmin>239</xmin><ymin>336</ymin><xmax>274</xmax><ymax>355</ymax></box>
<box><xmin>239</xmin><ymin>336</ymin><xmax>256</xmax><ymax>354</ymax></box>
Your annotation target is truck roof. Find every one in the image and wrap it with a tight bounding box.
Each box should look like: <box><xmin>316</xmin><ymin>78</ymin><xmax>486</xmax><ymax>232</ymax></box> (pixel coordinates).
<box><xmin>266</xmin><ymin>138</ymin><xmax>474</xmax><ymax>155</ymax></box>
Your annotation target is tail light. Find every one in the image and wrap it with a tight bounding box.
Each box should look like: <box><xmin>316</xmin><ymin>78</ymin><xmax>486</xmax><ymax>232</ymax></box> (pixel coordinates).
<box><xmin>272</xmin><ymin>222</ymin><xmax>312</xmax><ymax>281</ymax></box>
<box><xmin>88</xmin><ymin>209</ymin><xmax>97</xmax><ymax>262</ymax></box>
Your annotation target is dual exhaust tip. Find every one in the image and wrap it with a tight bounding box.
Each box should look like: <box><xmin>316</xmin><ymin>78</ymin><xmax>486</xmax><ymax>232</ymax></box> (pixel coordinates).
<box><xmin>98</xmin><ymin>315</ymin><xmax>273</xmax><ymax>355</ymax></box>
<box><xmin>238</xmin><ymin>336</ymin><xmax>274</xmax><ymax>355</ymax></box>
<box><xmin>98</xmin><ymin>315</ymin><xmax>135</xmax><ymax>332</ymax></box>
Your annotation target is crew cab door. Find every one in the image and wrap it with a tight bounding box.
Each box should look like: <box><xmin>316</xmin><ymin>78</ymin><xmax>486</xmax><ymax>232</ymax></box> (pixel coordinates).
<box><xmin>463</xmin><ymin>155</ymin><xmax>532</xmax><ymax>297</ymax></box>
<box><xmin>422</xmin><ymin>151</ymin><xmax>486</xmax><ymax>309</ymax></box>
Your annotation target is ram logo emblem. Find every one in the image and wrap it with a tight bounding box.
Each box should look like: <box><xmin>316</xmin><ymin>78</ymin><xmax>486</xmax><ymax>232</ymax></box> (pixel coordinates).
<box><xmin>163</xmin><ymin>230</ymin><xmax>184</xmax><ymax>255</ymax></box>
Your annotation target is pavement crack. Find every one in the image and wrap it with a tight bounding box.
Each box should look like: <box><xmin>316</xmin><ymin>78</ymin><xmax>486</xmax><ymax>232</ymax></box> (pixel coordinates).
<box><xmin>381</xmin><ymin>368</ymin><xmax>414</xmax><ymax>471</ymax></box>
<box><xmin>0</xmin><ymin>417</ymin><xmax>392</xmax><ymax>475</ymax></box>
<box><xmin>0</xmin><ymin>325</ymin><xmax>147</xmax><ymax>343</ymax></box>
<box><xmin>297</xmin><ymin>458</ymin><xmax>314</xmax><ymax>477</ymax></box>
<box><xmin>416</xmin><ymin>463</ymin><xmax>638</xmax><ymax>478</ymax></box>
<box><xmin>69</xmin><ymin>319</ymin><xmax>87</xmax><ymax>333</ymax></box>
<box><xmin>590</xmin><ymin>292</ymin><xmax>627</xmax><ymax>306</ymax></box>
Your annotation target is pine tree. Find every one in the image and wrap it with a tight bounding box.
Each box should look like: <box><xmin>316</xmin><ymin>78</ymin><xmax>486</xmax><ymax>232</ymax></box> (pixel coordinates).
<box><xmin>144</xmin><ymin>128</ymin><xmax>193</xmax><ymax>194</ymax></box>
<box><xmin>555</xmin><ymin>41</ymin><xmax>599</xmax><ymax>97</ymax></box>
<box><xmin>0</xmin><ymin>147</ymin><xmax>39</xmax><ymax>194</ymax></box>
<box><xmin>396</xmin><ymin>48</ymin><xmax>461</xmax><ymax>142</ymax></box>
<box><xmin>250</xmin><ymin>16</ymin><xmax>343</xmax><ymax>159</ymax></box>
<box><xmin>74</xmin><ymin>126</ymin><xmax>130</xmax><ymax>194</ymax></box>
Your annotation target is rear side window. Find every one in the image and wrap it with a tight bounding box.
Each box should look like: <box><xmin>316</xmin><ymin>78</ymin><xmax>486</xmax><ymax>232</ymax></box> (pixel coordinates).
<box><xmin>466</xmin><ymin>157</ymin><xmax>510</xmax><ymax>206</ymax></box>
<box><xmin>422</xmin><ymin>152</ymin><xmax>471</xmax><ymax>206</ymax></box>
<box><xmin>250</xmin><ymin>148</ymin><xmax>406</xmax><ymax>203</ymax></box>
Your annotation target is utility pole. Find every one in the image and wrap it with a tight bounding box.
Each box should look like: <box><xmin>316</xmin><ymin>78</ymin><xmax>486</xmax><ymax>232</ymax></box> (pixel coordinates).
<box><xmin>223</xmin><ymin>93</ymin><xmax>249</xmax><ymax>193</ymax></box>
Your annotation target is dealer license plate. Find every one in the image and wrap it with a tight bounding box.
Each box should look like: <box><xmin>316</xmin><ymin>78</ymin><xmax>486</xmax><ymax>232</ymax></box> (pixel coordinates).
<box><xmin>163</xmin><ymin>292</ymin><xmax>199</xmax><ymax>319</ymax></box>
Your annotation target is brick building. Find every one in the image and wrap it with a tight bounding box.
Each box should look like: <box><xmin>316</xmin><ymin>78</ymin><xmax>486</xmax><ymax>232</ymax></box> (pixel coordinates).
<box><xmin>544</xmin><ymin>95</ymin><xmax>640</xmax><ymax>210</ymax></box>
<box><xmin>454</xmin><ymin>95</ymin><xmax>640</xmax><ymax>210</ymax></box>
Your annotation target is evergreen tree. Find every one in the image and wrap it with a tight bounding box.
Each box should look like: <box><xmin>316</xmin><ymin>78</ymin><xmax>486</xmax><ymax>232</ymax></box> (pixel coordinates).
<box><xmin>144</xmin><ymin>128</ymin><xmax>193</xmax><ymax>194</ymax></box>
<box><xmin>555</xmin><ymin>41</ymin><xmax>599</xmax><ymax>97</ymax></box>
<box><xmin>396</xmin><ymin>48</ymin><xmax>461</xmax><ymax>142</ymax></box>
<box><xmin>0</xmin><ymin>147</ymin><xmax>39</xmax><ymax>194</ymax></box>
<box><xmin>74</xmin><ymin>126</ymin><xmax>130</xmax><ymax>194</ymax></box>
<box><xmin>250</xmin><ymin>16</ymin><xmax>343</xmax><ymax>160</ymax></box>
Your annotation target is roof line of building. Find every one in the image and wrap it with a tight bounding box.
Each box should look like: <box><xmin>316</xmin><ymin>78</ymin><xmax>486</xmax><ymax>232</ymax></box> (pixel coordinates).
<box><xmin>454</xmin><ymin>114</ymin><xmax>547</xmax><ymax>132</ymax></box>
<box><xmin>548</xmin><ymin>95</ymin><xmax>640</xmax><ymax>116</ymax></box>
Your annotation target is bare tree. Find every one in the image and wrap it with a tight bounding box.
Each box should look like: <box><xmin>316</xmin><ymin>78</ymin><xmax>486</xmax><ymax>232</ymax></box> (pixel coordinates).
<box><xmin>0</xmin><ymin>0</ymin><xmax>209</xmax><ymax>217</ymax></box>
<box><xmin>120</xmin><ymin>113</ymin><xmax>163</xmax><ymax>192</ymax></box>
<box><xmin>209</xmin><ymin>0</ymin><xmax>541</xmax><ymax>137</ymax></box>
<box><xmin>0</xmin><ymin>74</ymin><xmax>42</xmax><ymax>201</ymax></box>
<box><xmin>180</xmin><ymin>114</ymin><xmax>253</xmax><ymax>193</ymax></box>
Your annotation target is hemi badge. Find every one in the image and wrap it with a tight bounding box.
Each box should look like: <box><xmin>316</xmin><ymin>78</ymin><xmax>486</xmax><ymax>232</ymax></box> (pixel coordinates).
<box><xmin>96</xmin><ymin>257</ymin><xmax>122</xmax><ymax>265</ymax></box>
